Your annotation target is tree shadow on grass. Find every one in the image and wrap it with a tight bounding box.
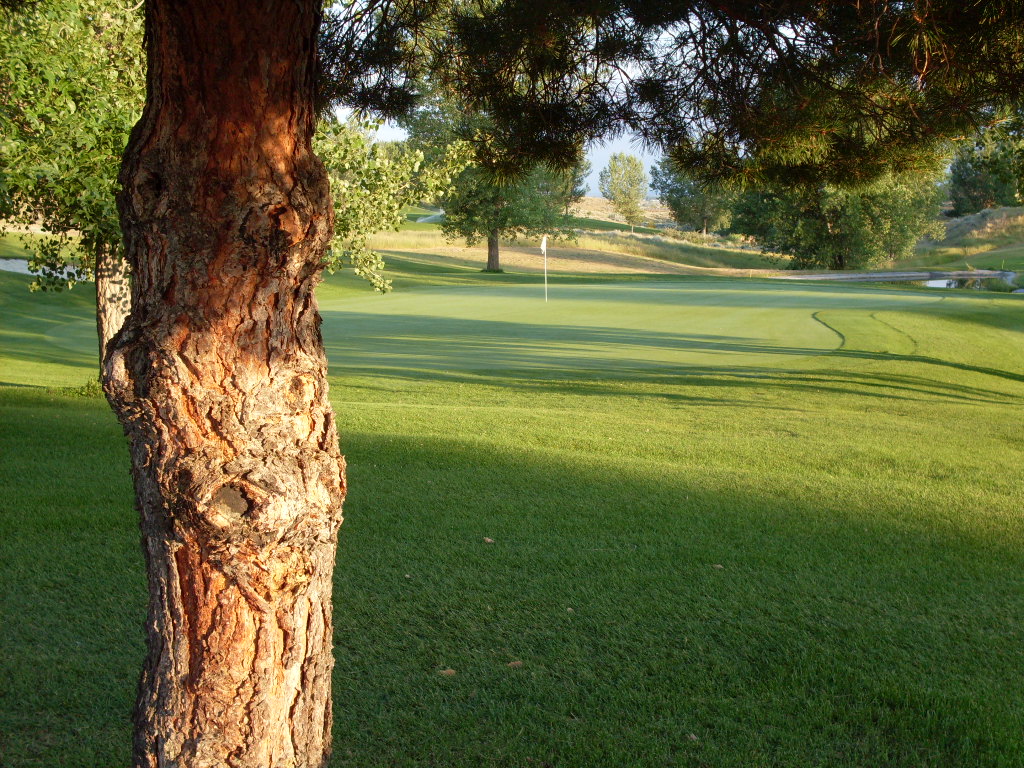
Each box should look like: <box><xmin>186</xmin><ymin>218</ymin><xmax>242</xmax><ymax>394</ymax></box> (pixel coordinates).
<box><xmin>3</xmin><ymin>389</ymin><xmax>1021</xmax><ymax>767</ymax></box>
<box><xmin>323</xmin><ymin>311</ymin><xmax>1024</xmax><ymax>404</ymax></box>
<box><xmin>332</xmin><ymin>430</ymin><xmax>1024</xmax><ymax>768</ymax></box>
<box><xmin>0</xmin><ymin>390</ymin><xmax>140</xmax><ymax>768</ymax></box>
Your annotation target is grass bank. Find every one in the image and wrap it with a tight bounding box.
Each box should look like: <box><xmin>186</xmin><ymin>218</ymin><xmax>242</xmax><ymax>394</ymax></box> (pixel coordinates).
<box><xmin>1</xmin><ymin>266</ymin><xmax>1023</xmax><ymax>767</ymax></box>
<box><xmin>907</xmin><ymin>206</ymin><xmax>1024</xmax><ymax>275</ymax></box>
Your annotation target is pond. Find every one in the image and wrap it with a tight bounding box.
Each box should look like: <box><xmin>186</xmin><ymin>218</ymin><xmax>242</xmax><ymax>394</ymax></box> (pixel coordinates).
<box><xmin>922</xmin><ymin>275</ymin><xmax>1020</xmax><ymax>291</ymax></box>
<box><xmin>0</xmin><ymin>259</ymin><xmax>32</xmax><ymax>275</ymax></box>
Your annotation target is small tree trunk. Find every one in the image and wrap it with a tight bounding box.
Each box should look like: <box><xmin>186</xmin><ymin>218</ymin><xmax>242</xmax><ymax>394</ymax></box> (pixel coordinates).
<box><xmin>105</xmin><ymin>2</ymin><xmax>344</xmax><ymax>766</ymax></box>
<box><xmin>94</xmin><ymin>242</ymin><xmax>130</xmax><ymax>366</ymax></box>
<box><xmin>486</xmin><ymin>228</ymin><xmax>501</xmax><ymax>271</ymax></box>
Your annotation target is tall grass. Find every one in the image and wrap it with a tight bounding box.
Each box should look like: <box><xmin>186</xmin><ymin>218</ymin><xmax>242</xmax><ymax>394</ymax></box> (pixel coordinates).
<box><xmin>907</xmin><ymin>206</ymin><xmax>1024</xmax><ymax>270</ymax></box>
<box><xmin>572</xmin><ymin>230</ymin><xmax>779</xmax><ymax>270</ymax></box>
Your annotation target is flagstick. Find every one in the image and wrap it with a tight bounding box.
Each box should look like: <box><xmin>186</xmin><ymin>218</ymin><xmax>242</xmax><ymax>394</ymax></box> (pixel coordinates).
<box><xmin>541</xmin><ymin>234</ymin><xmax>548</xmax><ymax>302</ymax></box>
<box><xmin>544</xmin><ymin>249</ymin><xmax>548</xmax><ymax>302</ymax></box>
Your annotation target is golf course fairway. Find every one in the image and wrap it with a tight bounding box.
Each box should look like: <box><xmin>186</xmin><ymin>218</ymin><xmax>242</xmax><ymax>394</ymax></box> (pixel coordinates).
<box><xmin>1</xmin><ymin>267</ymin><xmax>1022</xmax><ymax>767</ymax></box>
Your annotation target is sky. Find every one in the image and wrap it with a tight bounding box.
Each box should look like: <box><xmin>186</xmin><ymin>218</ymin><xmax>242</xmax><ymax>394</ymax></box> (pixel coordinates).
<box><xmin>374</xmin><ymin>122</ymin><xmax>662</xmax><ymax>197</ymax></box>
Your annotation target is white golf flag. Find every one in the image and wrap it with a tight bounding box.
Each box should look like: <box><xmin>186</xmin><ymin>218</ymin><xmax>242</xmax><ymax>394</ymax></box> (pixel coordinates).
<box><xmin>540</xmin><ymin>235</ymin><xmax>547</xmax><ymax>256</ymax></box>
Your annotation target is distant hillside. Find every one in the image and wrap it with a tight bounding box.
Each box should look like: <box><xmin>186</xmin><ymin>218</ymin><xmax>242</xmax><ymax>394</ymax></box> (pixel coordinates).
<box><xmin>572</xmin><ymin>196</ymin><xmax>675</xmax><ymax>229</ymax></box>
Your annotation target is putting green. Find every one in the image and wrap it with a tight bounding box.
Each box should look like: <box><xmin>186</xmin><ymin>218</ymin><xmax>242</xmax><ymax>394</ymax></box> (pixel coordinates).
<box><xmin>4</xmin><ymin>270</ymin><xmax>1022</xmax><ymax>393</ymax></box>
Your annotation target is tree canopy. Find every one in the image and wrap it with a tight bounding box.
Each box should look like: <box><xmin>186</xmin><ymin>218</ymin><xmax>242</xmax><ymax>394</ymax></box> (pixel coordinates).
<box><xmin>651</xmin><ymin>158</ymin><xmax>736</xmax><ymax>235</ymax></box>
<box><xmin>316</xmin><ymin>119</ymin><xmax>459</xmax><ymax>291</ymax></box>
<box><xmin>0</xmin><ymin>0</ymin><xmax>143</xmax><ymax>289</ymax></box>
<box><xmin>437</xmin><ymin>1</ymin><xmax>1024</xmax><ymax>185</ymax></box>
<box><xmin>598</xmin><ymin>153</ymin><xmax>648</xmax><ymax>232</ymax></box>
<box><xmin>948</xmin><ymin>124</ymin><xmax>1022</xmax><ymax>217</ymax></box>
<box><xmin>403</xmin><ymin>83</ymin><xmax>583</xmax><ymax>271</ymax></box>
<box><xmin>733</xmin><ymin>169</ymin><xmax>945</xmax><ymax>270</ymax></box>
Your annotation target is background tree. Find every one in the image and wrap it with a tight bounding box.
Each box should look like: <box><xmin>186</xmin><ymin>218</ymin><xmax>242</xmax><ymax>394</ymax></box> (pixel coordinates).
<box><xmin>948</xmin><ymin>130</ymin><xmax>1020</xmax><ymax>217</ymax></box>
<box><xmin>732</xmin><ymin>169</ymin><xmax>945</xmax><ymax>270</ymax></box>
<box><xmin>404</xmin><ymin>87</ymin><xmax>583</xmax><ymax>271</ymax></box>
<box><xmin>557</xmin><ymin>158</ymin><xmax>590</xmax><ymax>216</ymax></box>
<box><xmin>598</xmin><ymin>152</ymin><xmax>647</xmax><ymax>232</ymax></box>
<box><xmin>650</xmin><ymin>157</ymin><xmax>735</xmax><ymax>235</ymax></box>
<box><xmin>0</xmin><ymin>0</ymin><xmax>144</xmax><ymax>363</ymax></box>
<box><xmin>440</xmin><ymin>164</ymin><xmax>581</xmax><ymax>271</ymax></box>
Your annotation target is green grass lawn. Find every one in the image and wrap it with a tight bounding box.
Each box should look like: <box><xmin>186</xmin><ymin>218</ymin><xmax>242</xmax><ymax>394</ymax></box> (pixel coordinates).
<box><xmin>367</xmin><ymin>227</ymin><xmax>775</xmax><ymax>274</ymax></box>
<box><xmin>909</xmin><ymin>241</ymin><xmax>1024</xmax><ymax>275</ymax></box>
<box><xmin>1</xmin><ymin>265</ymin><xmax>1023</xmax><ymax>767</ymax></box>
<box><xmin>0</xmin><ymin>233</ymin><xmax>31</xmax><ymax>259</ymax></box>
<box><xmin>573</xmin><ymin>230</ymin><xmax>775</xmax><ymax>270</ymax></box>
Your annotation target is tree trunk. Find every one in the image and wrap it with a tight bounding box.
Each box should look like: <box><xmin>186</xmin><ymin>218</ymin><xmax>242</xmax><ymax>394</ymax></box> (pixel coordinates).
<box><xmin>95</xmin><ymin>242</ymin><xmax>130</xmax><ymax>366</ymax></box>
<box><xmin>486</xmin><ymin>228</ymin><xmax>501</xmax><ymax>271</ymax></box>
<box><xmin>104</xmin><ymin>2</ymin><xmax>344</xmax><ymax>767</ymax></box>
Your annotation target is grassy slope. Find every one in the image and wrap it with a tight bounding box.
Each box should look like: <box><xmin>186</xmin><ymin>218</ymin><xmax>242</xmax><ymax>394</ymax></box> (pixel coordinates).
<box><xmin>389</xmin><ymin>204</ymin><xmax>772</xmax><ymax>271</ymax></box>
<box><xmin>1</xmin><ymin>266</ymin><xmax>1023</xmax><ymax>767</ymax></box>
<box><xmin>906</xmin><ymin>207</ymin><xmax>1024</xmax><ymax>273</ymax></box>
<box><xmin>566</xmin><ymin>214</ymin><xmax>663</xmax><ymax>234</ymax></box>
<box><xmin>371</xmin><ymin>228</ymin><xmax>774</xmax><ymax>274</ymax></box>
<box><xmin>0</xmin><ymin>233</ymin><xmax>32</xmax><ymax>259</ymax></box>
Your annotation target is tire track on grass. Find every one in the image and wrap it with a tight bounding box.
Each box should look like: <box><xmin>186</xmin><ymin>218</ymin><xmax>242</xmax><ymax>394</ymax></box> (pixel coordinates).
<box><xmin>869</xmin><ymin>312</ymin><xmax>919</xmax><ymax>356</ymax></box>
<box><xmin>810</xmin><ymin>311</ymin><xmax>846</xmax><ymax>351</ymax></box>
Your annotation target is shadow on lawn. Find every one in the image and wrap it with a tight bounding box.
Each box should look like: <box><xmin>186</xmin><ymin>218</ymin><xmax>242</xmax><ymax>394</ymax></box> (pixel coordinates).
<box><xmin>323</xmin><ymin>310</ymin><xmax>1024</xmax><ymax>403</ymax></box>
<box><xmin>2</xmin><ymin>389</ymin><xmax>1022</xmax><ymax>766</ymax></box>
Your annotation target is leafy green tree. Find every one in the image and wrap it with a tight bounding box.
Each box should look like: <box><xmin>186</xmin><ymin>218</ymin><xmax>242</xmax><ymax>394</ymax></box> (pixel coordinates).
<box><xmin>733</xmin><ymin>170</ymin><xmax>944</xmax><ymax>270</ymax></box>
<box><xmin>650</xmin><ymin>157</ymin><xmax>735</xmax><ymax>234</ymax></box>
<box><xmin>404</xmin><ymin>88</ymin><xmax>583</xmax><ymax>271</ymax></box>
<box><xmin>440</xmin><ymin>164</ymin><xmax>582</xmax><ymax>271</ymax></box>
<box><xmin>316</xmin><ymin>120</ymin><xmax>461</xmax><ymax>292</ymax></box>
<box><xmin>598</xmin><ymin>152</ymin><xmax>648</xmax><ymax>231</ymax></box>
<box><xmin>0</xmin><ymin>0</ymin><xmax>144</xmax><ymax>361</ymax></box>
<box><xmin>948</xmin><ymin>132</ymin><xmax>1019</xmax><ymax>217</ymax></box>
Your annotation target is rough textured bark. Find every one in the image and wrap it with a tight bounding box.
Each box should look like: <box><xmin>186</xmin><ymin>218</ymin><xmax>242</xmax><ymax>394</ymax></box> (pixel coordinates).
<box><xmin>95</xmin><ymin>242</ymin><xmax>131</xmax><ymax>365</ymax></box>
<box><xmin>104</xmin><ymin>2</ymin><xmax>345</xmax><ymax>766</ymax></box>
<box><xmin>486</xmin><ymin>228</ymin><xmax>501</xmax><ymax>271</ymax></box>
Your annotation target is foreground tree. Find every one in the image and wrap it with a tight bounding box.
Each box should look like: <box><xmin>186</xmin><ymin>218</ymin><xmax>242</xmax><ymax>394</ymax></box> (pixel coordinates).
<box><xmin>0</xmin><ymin>0</ymin><xmax>143</xmax><ymax>362</ymax></box>
<box><xmin>732</xmin><ymin>170</ymin><xmax>945</xmax><ymax>269</ymax></box>
<box><xmin>598</xmin><ymin>152</ymin><xmax>647</xmax><ymax>232</ymax></box>
<box><xmin>106</xmin><ymin>2</ymin><xmax>347</xmax><ymax>764</ymax></box>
